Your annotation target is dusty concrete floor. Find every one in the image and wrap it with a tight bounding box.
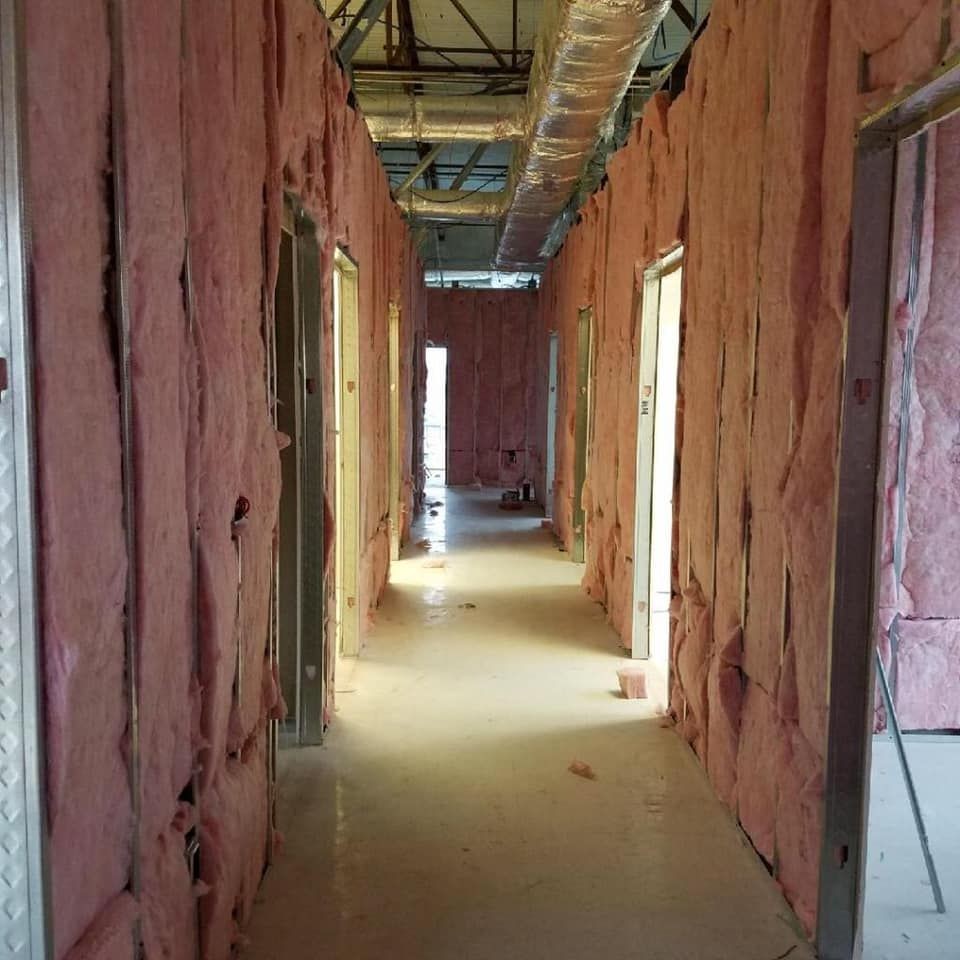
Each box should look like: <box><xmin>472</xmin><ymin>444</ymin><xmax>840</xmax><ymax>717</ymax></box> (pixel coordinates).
<box><xmin>243</xmin><ymin>486</ymin><xmax>812</xmax><ymax>960</ymax></box>
<box><xmin>864</xmin><ymin>736</ymin><xmax>960</xmax><ymax>959</ymax></box>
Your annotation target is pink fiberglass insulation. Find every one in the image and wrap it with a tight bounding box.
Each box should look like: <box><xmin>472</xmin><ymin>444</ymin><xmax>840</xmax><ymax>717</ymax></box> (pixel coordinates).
<box><xmin>265</xmin><ymin>0</ymin><xmax>427</xmax><ymax>643</ymax></box>
<box><xmin>25</xmin><ymin>1</ymin><xmax>132</xmax><ymax>955</ymax></box>
<box><xmin>533</xmin><ymin>0</ymin><xmax>959</xmax><ymax>933</ymax></box>
<box><xmin>63</xmin><ymin>894</ymin><xmax>137</xmax><ymax>960</ymax></box>
<box><xmin>736</xmin><ymin>682</ymin><xmax>779</xmax><ymax>864</ymax></box>
<box><xmin>183</xmin><ymin>0</ymin><xmax>278</xmax><ymax>787</ymax></box>
<box><xmin>199</xmin><ymin>733</ymin><xmax>269</xmax><ymax>960</ymax></box>
<box><xmin>122</xmin><ymin>0</ymin><xmax>199</xmax><ymax>882</ymax></box>
<box><xmin>875</xmin><ymin>110</ymin><xmax>960</xmax><ymax>730</ymax></box>
<box><xmin>426</xmin><ymin>290</ymin><xmax>538</xmax><ymax>486</ymax></box>
<box><xmin>898</xmin><ymin>114</ymin><xmax>960</xmax><ymax>617</ymax></box>
<box><xmin>141</xmin><ymin>813</ymin><xmax>198</xmax><ymax>960</ymax></box>
<box><xmin>893</xmin><ymin>620</ymin><xmax>960</xmax><ymax>730</ymax></box>
<box><xmin>28</xmin><ymin>0</ymin><xmax>426</xmax><ymax>957</ymax></box>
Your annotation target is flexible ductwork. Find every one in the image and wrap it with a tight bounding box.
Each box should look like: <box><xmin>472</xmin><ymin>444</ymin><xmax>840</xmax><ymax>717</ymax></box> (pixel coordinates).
<box><xmin>360</xmin><ymin>93</ymin><xmax>526</xmax><ymax>143</ymax></box>
<box><xmin>394</xmin><ymin>189</ymin><xmax>509</xmax><ymax>223</ymax></box>
<box><xmin>495</xmin><ymin>0</ymin><xmax>672</xmax><ymax>269</ymax></box>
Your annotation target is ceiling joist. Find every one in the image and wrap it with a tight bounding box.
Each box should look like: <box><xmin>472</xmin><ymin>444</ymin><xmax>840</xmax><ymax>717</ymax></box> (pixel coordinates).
<box><xmin>337</xmin><ymin>0</ymin><xmax>392</xmax><ymax>64</ymax></box>
<box><xmin>393</xmin><ymin>142</ymin><xmax>450</xmax><ymax>194</ymax></box>
<box><xmin>447</xmin><ymin>0</ymin><xmax>509</xmax><ymax>69</ymax></box>
<box><xmin>670</xmin><ymin>0</ymin><xmax>696</xmax><ymax>34</ymax></box>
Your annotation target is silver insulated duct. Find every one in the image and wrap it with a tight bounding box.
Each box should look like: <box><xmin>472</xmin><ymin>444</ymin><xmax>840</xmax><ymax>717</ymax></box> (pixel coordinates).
<box><xmin>496</xmin><ymin>0</ymin><xmax>672</xmax><ymax>269</ymax></box>
<box><xmin>394</xmin><ymin>189</ymin><xmax>508</xmax><ymax>223</ymax></box>
<box><xmin>360</xmin><ymin>93</ymin><xmax>526</xmax><ymax>143</ymax></box>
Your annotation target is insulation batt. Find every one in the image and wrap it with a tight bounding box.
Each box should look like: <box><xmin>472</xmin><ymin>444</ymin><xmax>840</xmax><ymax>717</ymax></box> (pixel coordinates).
<box><xmin>532</xmin><ymin>0</ymin><xmax>960</xmax><ymax>934</ymax></box>
<box><xmin>62</xmin><ymin>893</ymin><xmax>138</xmax><ymax>960</ymax></box>
<box><xmin>27</xmin><ymin>0</ymin><xmax>427</xmax><ymax>957</ymax></box>
<box><xmin>25</xmin><ymin>1</ymin><xmax>131</xmax><ymax>955</ymax></box>
<box><xmin>875</xmin><ymin>111</ymin><xmax>960</xmax><ymax>730</ymax></box>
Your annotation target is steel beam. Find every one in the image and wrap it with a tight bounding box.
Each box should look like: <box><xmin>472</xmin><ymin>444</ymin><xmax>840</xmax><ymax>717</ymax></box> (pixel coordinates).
<box><xmin>353</xmin><ymin>62</ymin><xmax>527</xmax><ymax>79</ymax></box>
<box><xmin>409</xmin><ymin>44</ymin><xmax>533</xmax><ymax>57</ymax></box>
<box><xmin>447</xmin><ymin>0</ymin><xmax>508</xmax><ymax>68</ymax></box>
<box><xmin>337</xmin><ymin>0</ymin><xmax>391</xmax><ymax>65</ymax></box>
<box><xmin>670</xmin><ymin>0</ymin><xmax>696</xmax><ymax>33</ymax></box>
<box><xmin>450</xmin><ymin>143</ymin><xmax>488</xmax><ymax>189</ymax></box>
<box><xmin>393</xmin><ymin>142</ymin><xmax>447</xmax><ymax>193</ymax></box>
<box><xmin>395</xmin><ymin>0</ymin><xmax>417</xmax><ymax>68</ymax></box>
<box><xmin>385</xmin><ymin>0</ymin><xmax>394</xmax><ymax>63</ymax></box>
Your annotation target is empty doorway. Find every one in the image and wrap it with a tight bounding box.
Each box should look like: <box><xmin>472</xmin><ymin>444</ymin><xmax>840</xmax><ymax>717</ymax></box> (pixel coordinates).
<box><xmin>632</xmin><ymin>248</ymin><xmax>682</xmax><ymax>671</ymax></box>
<box><xmin>424</xmin><ymin>345</ymin><xmax>447</xmax><ymax>488</ymax></box>
<box><xmin>572</xmin><ymin>306</ymin><xmax>594</xmax><ymax>564</ymax></box>
<box><xmin>819</xmin><ymin>63</ymin><xmax>960</xmax><ymax>960</ymax></box>
<box><xmin>544</xmin><ymin>331</ymin><xmax>559</xmax><ymax>518</ymax></box>
<box><xmin>333</xmin><ymin>248</ymin><xmax>360</xmax><ymax>659</ymax></box>
<box><xmin>273</xmin><ymin>197</ymin><xmax>324</xmax><ymax>747</ymax></box>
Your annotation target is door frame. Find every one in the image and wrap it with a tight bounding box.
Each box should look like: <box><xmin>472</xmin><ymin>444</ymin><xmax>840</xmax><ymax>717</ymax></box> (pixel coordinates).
<box><xmin>816</xmin><ymin>56</ymin><xmax>960</xmax><ymax>960</ymax></box>
<box><xmin>270</xmin><ymin>195</ymin><xmax>325</xmax><ymax>747</ymax></box>
<box><xmin>0</xmin><ymin>3</ymin><xmax>52</xmax><ymax>954</ymax></box>
<box><xmin>294</xmin><ymin>201</ymin><xmax>325</xmax><ymax>744</ymax></box>
<box><xmin>388</xmin><ymin>301</ymin><xmax>402</xmax><ymax>561</ymax></box>
<box><xmin>273</xmin><ymin>207</ymin><xmax>304</xmax><ymax>748</ymax></box>
<box><xmin>572</xmin><ymin>306</ymin><xmax>593</xmax><ymax>563</ymax></box>
<box><xmin>632</xmin><ymin>246</ymin><xmax>683</xmax><ymax>660</ymax></box>
<box><xmin>544</xmin><ymin>331</ymin><xmax>559</xmax><ymax>518</ymax></box>
<box><xmin>333</xmin><ymin>247</ymin><xmax>361</xmax><ymax>659</ymax></box>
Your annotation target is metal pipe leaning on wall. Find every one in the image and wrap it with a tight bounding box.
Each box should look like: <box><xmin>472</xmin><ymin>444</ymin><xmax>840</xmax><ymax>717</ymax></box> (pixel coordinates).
<box><xmin>359</xmin><ymin>93</ymin><xmax>527</xmax><ymax>143</ymax></box>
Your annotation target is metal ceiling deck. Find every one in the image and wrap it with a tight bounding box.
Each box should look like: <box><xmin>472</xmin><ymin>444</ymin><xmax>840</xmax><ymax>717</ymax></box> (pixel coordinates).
<box><xmin>321</xmin><ymin>0</ymin><xmax>713</xmax><ymax>276</ymax></box>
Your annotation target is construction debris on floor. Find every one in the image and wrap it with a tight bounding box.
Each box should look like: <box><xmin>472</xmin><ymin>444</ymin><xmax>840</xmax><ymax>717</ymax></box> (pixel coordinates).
<box><xmin>617</xmin><ymin>667</ymin><xmax>649</xmax><ymax>700</ymax></box>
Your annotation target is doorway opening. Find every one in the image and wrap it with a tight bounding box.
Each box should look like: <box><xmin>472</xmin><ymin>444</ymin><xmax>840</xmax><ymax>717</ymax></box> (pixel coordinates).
<box><xmin>333</xmin><ymin>248</ymin><xmax>360</xmax><ymax>659</ymax></box>
<box><xmin>632</xmin><ymin>248</ymin><xmax>683</xmax><ymax>678</ymax></box>
<box><xmin>388</xmin><ymin>302</ymin><xmax>402</xmax><ymax>561</ymax></box>
<box><xmin>272</xmin><ymin>197</ymin><xmax>324</xmax><ymax>747</ymax></box>
<box><xmin>819</xmin><ymin>61</ymin><xmax>960</xmax><ymax>960</ymax></box>
<box><xmin>424</xmin><ymin>345</ymin><xmax>447</xmax><ymax>489</ymax></box>
<box><xmin>572</xmin><ymin>306</ymin><xmax>594</xmax><ymax>564</ymax></box>
<box><xmin>544</xmin><ymin>331</ymin><xmax>559</xmax><ymax>519</ymax></box>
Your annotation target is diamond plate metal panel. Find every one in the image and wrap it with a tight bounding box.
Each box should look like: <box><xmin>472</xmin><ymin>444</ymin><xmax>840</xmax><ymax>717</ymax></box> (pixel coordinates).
<box><xmin>0</xmin><ymin>1</ymin><xmax>51</xmax><ymax>957</ymax></box>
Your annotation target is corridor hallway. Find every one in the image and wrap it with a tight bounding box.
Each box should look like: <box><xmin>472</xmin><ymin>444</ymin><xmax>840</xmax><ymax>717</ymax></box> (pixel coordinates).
<box><xmin>244</xmin><ymin>487</ymin><xmax>812</xmax><ymax>960</ymax></box>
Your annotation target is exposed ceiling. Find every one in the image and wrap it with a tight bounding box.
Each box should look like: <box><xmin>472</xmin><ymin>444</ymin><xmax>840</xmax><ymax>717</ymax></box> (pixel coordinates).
<box><xmin>322</xmin><ymin>0</ymin><xmax>712</xmax><ymax>280</ymax></box>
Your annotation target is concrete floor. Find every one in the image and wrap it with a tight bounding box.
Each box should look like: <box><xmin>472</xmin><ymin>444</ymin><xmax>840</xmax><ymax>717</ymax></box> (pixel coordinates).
<box><xmin>243</xmin><ymin>486</ymin><xmax>812</xmax><ymax>960</ymax></box>
<box><xmin>864</xmin><ymin>737</ymin><xmax>960</xmax><ymax>959</ymax></box>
